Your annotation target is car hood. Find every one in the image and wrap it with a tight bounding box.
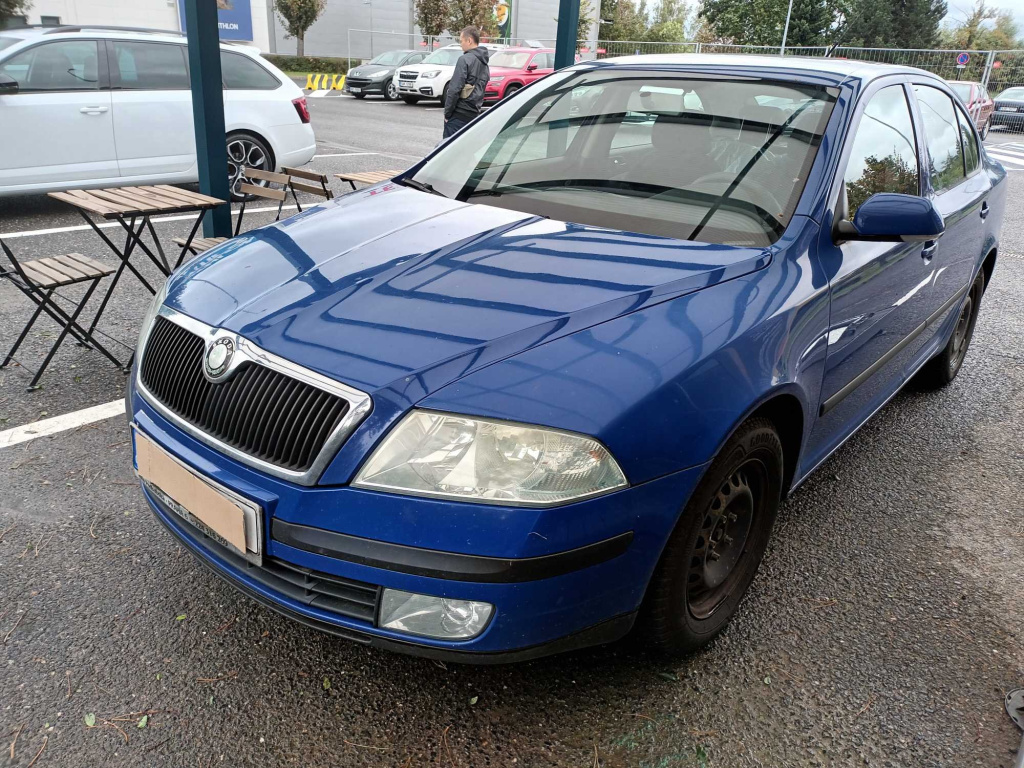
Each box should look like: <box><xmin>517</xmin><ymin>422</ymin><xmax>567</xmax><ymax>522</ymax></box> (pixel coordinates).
<box><xmin>349</xmin><ymin>65</ymin><xmax>394</xmax><ymax>77</ymax></box>
<box><xmin>165</xmin><ymin>185</ymin><xmax>771</xmax><ymax>398</ymax></box>
<box><xmin>399</xmin><ymin>62</ymin><xmax>454</xmax><ymax>75</ymax></box>
<box><xmin>488</xmin><ymin>65</ymin><xmax>526</xmax><ymax>77</ymax></box>
<box><xmin>995</xmin><ymin>98</ymin><xmax>1024</xmax><ymax>107</ymax></box>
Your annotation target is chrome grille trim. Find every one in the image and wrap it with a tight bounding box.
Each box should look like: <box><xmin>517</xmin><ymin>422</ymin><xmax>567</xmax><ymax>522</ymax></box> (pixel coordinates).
<box><xmin>136</xmin><ymin>306</ymin><xmax>372</xmax><ymax>486</ymax></box>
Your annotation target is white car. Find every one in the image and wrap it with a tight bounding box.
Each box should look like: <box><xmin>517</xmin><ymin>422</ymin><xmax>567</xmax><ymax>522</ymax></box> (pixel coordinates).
<box><xmin>396</xmin><ymin>43</ymin><xmax>504</xmax><ymax>105</ymax></box>
<box><xmin>0</xmin><ymin>25</ymin><xmax>316</xmax><ymax>199</ymax></box>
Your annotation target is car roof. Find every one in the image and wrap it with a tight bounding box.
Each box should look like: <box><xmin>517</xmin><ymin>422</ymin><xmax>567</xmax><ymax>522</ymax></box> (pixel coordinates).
<box><xmin>0</xmin><ymin>25</ymin><xmax>260</xmax><ymax>51</ymax></box>
<box><xmin>495</xmin><ymin>47</ymin><xmax>555</xmax><ymax>54</ymax></box>
<box><xmin>587</xmin><ymin>53</ymin><xmax>944</xmax><ymax>86</ymax></box>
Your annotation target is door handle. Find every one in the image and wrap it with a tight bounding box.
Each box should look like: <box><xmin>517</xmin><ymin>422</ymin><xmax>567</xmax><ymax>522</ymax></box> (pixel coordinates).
<box><xmin>980</xmin><ymin>201</ymin><xmax>990</xmax><ymax>220</ymax></box>
<box><xmin>921</xmin><ymin>240</ymin><xmax>938</xmax><ymax>261</ymax></box>
<box><xmin>80</xmin><ymin>106</ymin><xmax>108</xmax><ymax>114</ymax></box>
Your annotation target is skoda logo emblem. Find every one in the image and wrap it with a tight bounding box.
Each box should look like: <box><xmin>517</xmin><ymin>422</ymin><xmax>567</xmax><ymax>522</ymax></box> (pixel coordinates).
<box><xmin>205</xmin><ymin>337</ymin><xmax>234</xmax><ymax>379</ymax></box>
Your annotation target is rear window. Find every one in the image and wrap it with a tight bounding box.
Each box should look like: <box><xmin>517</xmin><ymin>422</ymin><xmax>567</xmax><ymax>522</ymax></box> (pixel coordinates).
<box><xmin>411</xmin><ymin>70</ymin><xmax>837</xmax><ymax>247</ymax></box>
<box><xmin>112</xmin><ymin>41</ymin><xmax>188</xmax><ymax>89</ymax></box>
<box><xmin>221</xmin><ymin>51</ymin><xmax>279</xmax><ymax>90</ymax></box>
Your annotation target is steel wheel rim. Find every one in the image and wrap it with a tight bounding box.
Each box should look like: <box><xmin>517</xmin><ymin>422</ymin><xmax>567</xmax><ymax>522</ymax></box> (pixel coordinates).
<box><xmin>226</xmin><ymin>138</ymin><xmax>268</xmax><ymax>196</ymax></box>
<box><xmin>386</xmin><ymin>79</ymin><xmax>397</xmax><ymax>99</ymax></box>
<box><xmin>950</xmin><ymin>294</ymin><xmax>974</xmax><ymax>367</ymax></box>
<box><xmin>687</xmin><ymin>459</ymin><xmax>766</xmax><ymax>620</ymax></box>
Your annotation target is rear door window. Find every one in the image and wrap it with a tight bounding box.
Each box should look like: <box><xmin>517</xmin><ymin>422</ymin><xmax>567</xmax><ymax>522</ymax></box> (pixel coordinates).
<box><xmin>913</xmin><ymin>85</ymin><xmax>967</xmax><ymax>193</ymax></box>
<box><xmin>956</xmin><ymin>105</ymin><xmax>980</xmax><ymax>175</ymax></box>
<box><xmin>221</xmin><ymin>51</ymin><xmax>280</xmax><ymax>90</ymax></box>
<box><xmin>111</xmin><ymin>41</ymin><xmax>188</xmax><ymax>89</ymax></box>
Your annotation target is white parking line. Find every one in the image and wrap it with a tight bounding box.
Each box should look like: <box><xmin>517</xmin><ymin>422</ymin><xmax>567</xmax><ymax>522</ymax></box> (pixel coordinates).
<box><xmin>0</xmin><ymin>204</ymin><xmax>299</xmax><ymax>240</ymax></box>
<box><xmin>0</xmin><ymin>399</ymin><xmax>125</xmax><ymax>449</ymax></box>
<box><xmin>313</xmin><ymin>152</ymin><xmax>380</xmax><ymax>158</ymax></box>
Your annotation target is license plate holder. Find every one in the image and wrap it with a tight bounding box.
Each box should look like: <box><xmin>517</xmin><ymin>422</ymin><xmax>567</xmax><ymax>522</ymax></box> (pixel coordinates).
<box><xmin>350</xmin><ymin>87</ymin><xmax>361</xmax><ymax>93</ymax></box>
<box><xmin>133</xmin><ymin>426</ymin><xmax>263</xmax><ymax>565</ymax></box>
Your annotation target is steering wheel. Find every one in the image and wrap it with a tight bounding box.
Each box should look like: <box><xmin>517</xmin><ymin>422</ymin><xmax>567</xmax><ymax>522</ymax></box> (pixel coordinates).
<box><xmin>687</xmin><ymin>171</ymin><xmax>785</xmax><ymax>220</ymax></box>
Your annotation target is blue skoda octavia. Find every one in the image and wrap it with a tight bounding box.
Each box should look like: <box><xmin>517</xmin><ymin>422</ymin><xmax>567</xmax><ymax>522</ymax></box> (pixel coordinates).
<box><xmin>128</xmin><ymin>55</ymin><xmax>1005</xmax><ymax>662</ymax></box>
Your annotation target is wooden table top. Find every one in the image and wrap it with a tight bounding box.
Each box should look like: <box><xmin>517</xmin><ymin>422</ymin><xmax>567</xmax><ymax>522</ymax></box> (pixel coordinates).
<box><xmin>48</xmin><ymin>185</ymin><xmax>226</xmax><ymax>219</ymax></box>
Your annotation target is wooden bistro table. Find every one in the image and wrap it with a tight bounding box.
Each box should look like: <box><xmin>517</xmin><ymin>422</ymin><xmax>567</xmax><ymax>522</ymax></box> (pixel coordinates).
<box><xmin>334</xmin><ymin>170</ymin><xmax>404</xmax><ymax>191</ymax></box>
<box><xmin>47</xmin><ymin>185</ymin><xmax>226</xmax><ymax>339</ymax></box>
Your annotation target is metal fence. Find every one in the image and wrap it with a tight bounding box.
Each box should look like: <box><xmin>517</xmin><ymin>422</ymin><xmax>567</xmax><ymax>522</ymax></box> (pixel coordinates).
<box><xmin>342</xmin><ymin>30</ymin><xmax>1024</xmax><ymax>93</ymax></box>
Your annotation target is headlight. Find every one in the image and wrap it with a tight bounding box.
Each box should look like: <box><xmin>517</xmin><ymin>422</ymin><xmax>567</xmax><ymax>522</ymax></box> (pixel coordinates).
<box><xmin>369</xmin><ymin>69</ymin><xmax>389</xmax><ymax>79</ymax></box>
<box><xmin>352</xmin><ymin>410</ymin><xmax>627</xmax><ymax>506</ymax></box>
<box><xmin>136</xmin><ymin>279</ymin><xmax>169</xmax><ymax>362</ymax></box>
<box><xmin>421</xmin><ymin>70</ymin><xmax>441</xmax><ymax>79</ymax></box>
<box><xmin>489</xmin><ymin>76</ymin><xmax>505</xmax><ymax>83</ymax></box>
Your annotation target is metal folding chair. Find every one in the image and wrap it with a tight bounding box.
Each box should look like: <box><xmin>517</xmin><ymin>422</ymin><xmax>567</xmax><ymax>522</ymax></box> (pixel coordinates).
<box><xmin>282</xmin><ymin>166</ymin><xmax>335</xmax><ymax>210</ymax></box>
<box><xmin>172</xmin><ymin>167</ymin><xmax>292</xmax><ymax>265</ymax></box>
<box><xmin>0</xmin><ymin>239</ymin><xmax>126</xmax><ymax>391</ymax></box>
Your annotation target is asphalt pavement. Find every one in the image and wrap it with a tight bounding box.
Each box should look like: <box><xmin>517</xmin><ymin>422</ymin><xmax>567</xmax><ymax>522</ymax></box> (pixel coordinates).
<box><xmin>1</xmin><ymin>97</ymin><xmax>1022</xmax><ymax>768</ymax></box>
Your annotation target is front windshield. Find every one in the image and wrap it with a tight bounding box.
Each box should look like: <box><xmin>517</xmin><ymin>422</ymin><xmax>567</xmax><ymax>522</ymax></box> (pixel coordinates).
<box><xmin>369</xmin><ymin>50</ymin><xmax>407</xmax><ymax>66</ymax></box>
<box><xmin>999</xmin><ymin>87</ymin><xmax>1024</xmax><ymax>100</ymax></box>
<box><xmin>423</xmin><ymin>48</ymin><xmax>461</xmax><ymax>66</ymax></box>
<box><xmin>410</xmin><ymin>69</ymin><xmax>837</xmax><ymax>247</ymax></box>
<box><xmin>490</xmin><ymin>51</ymin><xmax>532</xmax><ymax>69</ymax></box>
<box><xmin>949</xmin><ymin>82</ymin><xmax>971</xmax><ymax>101</ymax></box>
<box><xmin>0</xmin><ymin>37</ymin><xmax>19</xmax><ymax>53</ymax></box>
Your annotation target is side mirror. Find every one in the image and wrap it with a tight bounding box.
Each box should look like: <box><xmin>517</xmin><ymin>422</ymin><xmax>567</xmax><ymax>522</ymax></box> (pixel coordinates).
<box><xmin>836</xmin><ymin>193</ymin><xmax>944</xmax><ymax>243</ymax></box>
<box><xmin>526</xmin><ymin>63</ymin><xmax>538</xmax><ymax>71</ymax></box>
<box><xmin>0</xmin><ymin>73</ymin><xmax>19</xmax><ymax>95</ymax></box>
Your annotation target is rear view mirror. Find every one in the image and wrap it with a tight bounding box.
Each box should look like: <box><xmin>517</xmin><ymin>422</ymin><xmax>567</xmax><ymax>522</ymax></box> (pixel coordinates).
<box><xmin>0</xmin><ymin>73</ymin><xmax>18</xmax><ymax>95</ymax></box>
<box><xmin>836</xmin><ymin>193</ymin><xmax>944</xmax><ymax>243</ymax></box>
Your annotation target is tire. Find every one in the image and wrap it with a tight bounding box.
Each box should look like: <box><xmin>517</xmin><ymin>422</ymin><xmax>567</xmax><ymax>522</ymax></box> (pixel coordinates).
<box><xmin>353</xmin><ymin>93</ymin><xmax>366</xmax><ymax>99</ymax></box>
<box><xmin>384</xmin><ymin>78</ymin><xmax>398</xmax><ymax>101</ymax></box>
<box><xmin>440</xmin><ymin>82</ymin><xmax>449</xmax><ymax>104</ymax></box>
<box><xmin>914</xmin><ymin>271</ymin><xmax>985</xmax><ymax>389</ymax></box>
<box><xmin>402</xmin><ymin>95</ymin><xmax>420</xmax><ymax>105</ymax></box>
<box><xmin>504</xmin><ymin>83</ymin><xmax>522</xmax><ymax>100</ymax></box>
<box><xmin>980</xmin><ymin>120</ymin><xmax>990</xmax><ymax>140</ymax></box>
<box><xmin>641</xmin><ymin>418</ymin><xmax>783</xmax><ymax>654</ymax></box>
<box><xmin>226</xmin><ymin>132</ymin><xmax>273</xmax><ymax>202</ymax></box>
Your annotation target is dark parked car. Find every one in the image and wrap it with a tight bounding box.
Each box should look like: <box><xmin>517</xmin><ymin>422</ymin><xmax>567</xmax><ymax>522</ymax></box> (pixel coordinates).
<box><xmin>947</xmin><ymin>80</ymin><xmax>994</xmax><ymax>138</ymax></box>
<box><xmin>129</xmin><ymin>56</ymin><xmax>1005</xmax><ymax>663</ymax></box>
<box><xmin>991</xmin><ymin>86</ymin><xmax>1024</xmax><ymax>131</ymax></box>
<box><xmin>344</xmin><ymin>50</ymin><xmax>426</xmax><ymax>100</ymax></box>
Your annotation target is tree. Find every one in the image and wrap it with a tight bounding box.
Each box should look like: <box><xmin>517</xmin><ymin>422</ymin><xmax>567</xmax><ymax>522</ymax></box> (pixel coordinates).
<box><xmin>415</xmin><ymin>0</ymin><xmax>448</xmax><ymax>38</ymax></box>
<box><xmin>275</xmin><ymin>0</ymin><xmax>327</xmax><ymax>57</ymax></box>
<box><xmin>940</xmin><ymin>1</ymin><xmax>1022</xmax><ymax>49</ymax></box>
<box><xmin>446</xmin><ymin>0</ymin><xmax>498</xmax><ymax>37</ymax></box>
<box><xmin>700</xmin><ymin>0</ymin><xmax>837</xmax><ymax>47</ymax></box>
<box><xmin>842</xmin><ymin>0</ymin><xmax>945</xmax><ymax>48</ymax></box>
<box><xmin>1</xmin><ymin>0</ymin><xmax>31</xmax><ymax>29</ymax></box>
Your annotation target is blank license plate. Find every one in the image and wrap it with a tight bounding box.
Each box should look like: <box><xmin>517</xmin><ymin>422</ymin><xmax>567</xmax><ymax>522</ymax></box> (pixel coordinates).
<box><xmin>133</xmin><ymin>427</ymin><xmax>262</xmax><ymax>564</ymax></box>
<box><xmin>350</xmin><ymin>87</ymin><xmax>361</xmax><ymax>93</ymax></box>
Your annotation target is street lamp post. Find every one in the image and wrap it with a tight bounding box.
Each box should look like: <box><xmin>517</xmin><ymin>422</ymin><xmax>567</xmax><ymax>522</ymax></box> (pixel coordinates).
<box><xmin>779</xmin><ymin>0</ymin><xmax>795</xmax><ymax>55</ymax></box>
<box><xmin>364</xmin><ymin>0</ymin><xmax>374</xmax><ymax>58</ymax></box>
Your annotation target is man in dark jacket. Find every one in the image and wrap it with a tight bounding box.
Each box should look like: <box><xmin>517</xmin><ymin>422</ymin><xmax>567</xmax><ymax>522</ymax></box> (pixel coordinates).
<box><xmin>443</xmin><ymin>27</ymin><xmax>489</xmax><ymax>139</ymax></box>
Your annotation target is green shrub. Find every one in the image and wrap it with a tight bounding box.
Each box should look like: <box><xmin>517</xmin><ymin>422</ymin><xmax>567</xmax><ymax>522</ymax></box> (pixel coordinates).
<box><xmin>263</xmin><ymin>54</ymin><xmax>363</xmax><ymax>74</ymax></box>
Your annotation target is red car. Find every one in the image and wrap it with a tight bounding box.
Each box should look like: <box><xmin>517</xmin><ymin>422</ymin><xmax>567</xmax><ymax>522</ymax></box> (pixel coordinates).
<box><xmin>484</xmin><ymin>48</ymin><xmax>555</xmax><ymax>102</ymax></box>
<box><xmin>947</xmin><ymin>80</ymin><xmax>995</xmax><ymax>139</ymax></box>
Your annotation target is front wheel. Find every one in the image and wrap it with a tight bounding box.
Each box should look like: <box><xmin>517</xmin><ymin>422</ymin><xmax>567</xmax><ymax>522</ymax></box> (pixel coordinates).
<box><xmin>226</xmin><ymin>132</ymin><xmax>273</xmax><ymax>202</ymax></box>
<box><xmin>914</xmin><ymin>271</ymin><xmax>985</xmax><ymax>389</ymax></box>
<box><xmin>641</xmin><ymin>418</ymin><xmax>783</xmax><ymax>654</ymax></box>
<box><xmin>384</xmin><ymin>78</ymin><xmax>398</xmax><ymax>101</ymax></box>
<box><xmin>503</xmin><ymin>83</ymin><xmax>522</xmax><ymax>100</ymax></box>
<box><xmin>980</xmin><ymin>120</ymin><xmax>990</xmax><ymax>140</ymax></box>
<box><xmin>439</xmin><ymin>82</ymin><xmax>449</xmax><ymax>104</ymax></box>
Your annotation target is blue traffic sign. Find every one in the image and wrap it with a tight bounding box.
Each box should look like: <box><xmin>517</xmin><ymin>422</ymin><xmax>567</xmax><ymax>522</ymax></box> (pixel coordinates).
<box><xmin>956</xmin><ymin>52</ymin><xmax>970</xmax><ymax>66</ymax></box>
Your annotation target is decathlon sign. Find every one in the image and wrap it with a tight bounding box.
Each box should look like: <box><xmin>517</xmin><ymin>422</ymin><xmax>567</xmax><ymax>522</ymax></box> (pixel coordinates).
<box><xmin>178</xmin><ymin>0</ymin><xmax>254</xmax><ymax>41</ymax></box>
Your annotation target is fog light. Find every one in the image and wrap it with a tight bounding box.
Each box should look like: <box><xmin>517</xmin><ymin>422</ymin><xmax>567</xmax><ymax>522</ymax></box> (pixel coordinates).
<box><xmin>379</xmin><ymin>589</ymin><xmax>493</xmax><ymax>640</ymax></box>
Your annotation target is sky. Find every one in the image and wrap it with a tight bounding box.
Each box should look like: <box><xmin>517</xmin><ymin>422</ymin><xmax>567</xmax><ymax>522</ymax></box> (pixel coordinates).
<box><xmin>944</xmin><ymin>0</ymin><xmax>1024</xmax><ymax>32</ymax></box>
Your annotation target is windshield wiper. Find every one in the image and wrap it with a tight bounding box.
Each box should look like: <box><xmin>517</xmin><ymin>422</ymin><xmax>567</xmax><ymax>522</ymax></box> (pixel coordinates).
<box><xmin>398</xmin><ymin>178</ymin><xmax>447</xmax><ymax>197</ymax></box>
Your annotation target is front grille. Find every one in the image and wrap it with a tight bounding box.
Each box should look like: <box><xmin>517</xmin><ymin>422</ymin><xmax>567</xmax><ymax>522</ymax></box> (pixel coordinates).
<box><xmin>398</xmin><ymin>70</ymin><xmax>418</xmax><ymax>80</ymax></box>
<box><xmin>152</xmin><ymin>487</ymin><xmax>380</xmax><ymax>625</ymax></box>
<box><xmin>140</xmin><ymin>316</ymin><xmax>350</xmax><ymax>473</ymax></box>
<box><xmin>345</xmin><ymin>78</ymin><xmax>372</xmax><ymax>87</ymax></box>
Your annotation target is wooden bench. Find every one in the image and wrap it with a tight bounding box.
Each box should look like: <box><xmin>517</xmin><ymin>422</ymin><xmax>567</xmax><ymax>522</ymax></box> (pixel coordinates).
<box><xmin>335</xmin><ymin>170</ymin><xmax>403</xmax><ymax>190</ymax></box>
<box><xmin>282</xmin><ymin>166</ymin><xmax>334</xmax><ymax>204</ymax></box>
<box><xmin>15</xmin><ymin>253</ymin><xmax>113</xmax><ymax>288</ymax></box>
<box><xmin>171</xmin><ymin>236</ymin><xmax>229</xmax><ymax>255</ymax></box>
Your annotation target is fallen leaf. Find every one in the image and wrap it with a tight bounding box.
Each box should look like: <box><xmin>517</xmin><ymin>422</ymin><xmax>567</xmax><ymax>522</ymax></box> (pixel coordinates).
<box><xmin>763</xmin><ymin>675</ymin><xmax>772</xmax><ymax>685</ymax></box>
<box><xmin>469</xmin><ymin>696</ymin><xmax>478</xmax><ymax>705</ymax></box>
<box><xmin>84</xmin><ymin>713</ymin><xmax>96</xmax><ymax>727</ymax></box>
<box><xmin>175</xmin><ymin>614</ymin><xmax>186</xmax><ymax>621</ymax></box>
<box><xmin>137</xmin><ymin>715</ymin><xmax>148</xmax><ymax>729</ymax></box>
<box><xmin>657</xmin><ymin>672</ymin><xmax>677</xmax><ymax>682</ymax></box>
<box><xmin>322</xmin><ymin>677</ymin><xmax>331</xmax><ymax>690</ymax></box>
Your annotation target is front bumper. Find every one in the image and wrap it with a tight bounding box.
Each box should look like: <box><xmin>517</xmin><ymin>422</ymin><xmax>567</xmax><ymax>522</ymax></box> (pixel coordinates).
<box><xmin>398</xmin><ymin>77</ymin><xmax>442</xmax><ymax>98</ymax></box>
<box><xmin>129</xmin><ymin>377</ymin><xmax>703</xmax><ymax>661</ymax></box>
<box><xmin>344</xmin><ymin>78</ymin><xmax>387</xmax><ymax>95</ymax></box>
<box><xmin>991</xmin><ymin>110</ymin><xmax>1024</xmax><ymax>128</ymax></box>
